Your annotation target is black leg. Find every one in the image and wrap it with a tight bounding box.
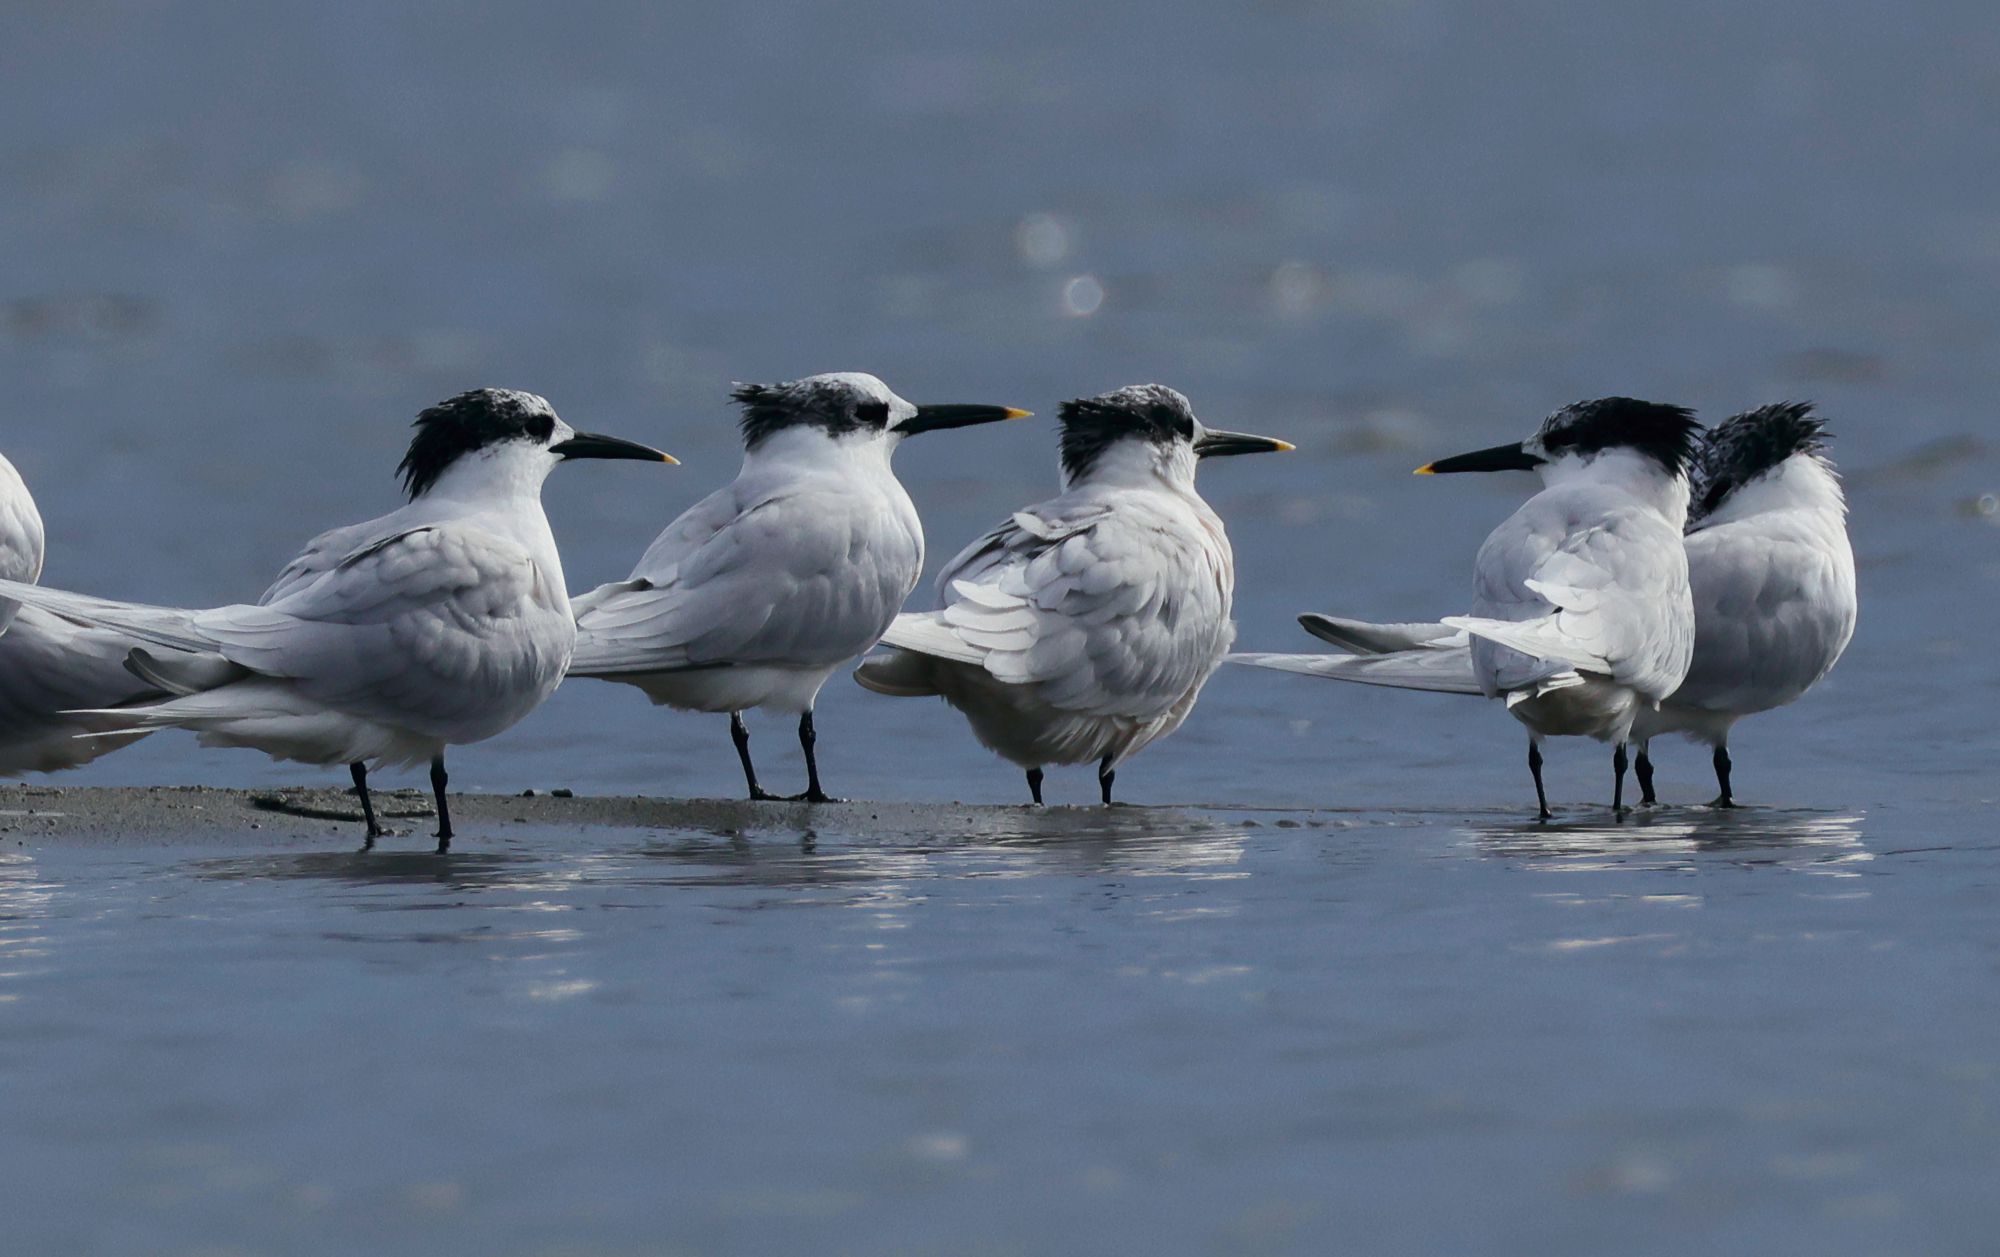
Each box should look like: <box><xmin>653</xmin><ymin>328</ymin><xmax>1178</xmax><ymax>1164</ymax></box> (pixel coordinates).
<box><xmin>788</xmin><ymin>711</ymin><xmax>833</xmax><ymax>803</ymax></box>
<box><xmin>1097</xmin><ymin>756</ymin><xmax>1115</xmax><ymax>806</ymax></box>
<box><xmin>1528</xmin><ymin>741</ymin><xmax>1551</xmax><ymax>821</ymax></box>
<box><xmin>731</xmin><ymin>712</ymin><xmax>778</xmax><ymax>801</ymax></box>
<box><xmin>1026</xmin><ymin>767</ymin><xmax>1044</xmax><ymax>805</ymax></box>
<box><xmin>431</xmin><ymin>755</ymin><xmax>453</xmax><ymax>854</ymax></box>
<box><xmin>351</xmin><ymin>761</ymin><xmax>382</xmax><ymax>849</ymax></box>
<box><xmin>1635</xmin><ymin>744</ymin><xmax>1657</xmax><ymax>806</ymax></box>
<box><xmin>1712</xmin><ymin>745</ymin><xmax>1736</xmax><ymax>808</ymax></box>
<box><xmin>1612</xmin><ymin>743</ymin><xmax>1629</xmax><ymax>814</ymax></box>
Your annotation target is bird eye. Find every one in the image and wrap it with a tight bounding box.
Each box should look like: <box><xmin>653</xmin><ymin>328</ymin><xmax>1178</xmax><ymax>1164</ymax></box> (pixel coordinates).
<box><xmin>856</xmin><ymin>401</ymin><xmax>890</xmax><ymax>426</ymax></box>
<box><xmin>527</xmin><ymin>414</ymin><xmax>556</xmax><ymax>441</ymax></box>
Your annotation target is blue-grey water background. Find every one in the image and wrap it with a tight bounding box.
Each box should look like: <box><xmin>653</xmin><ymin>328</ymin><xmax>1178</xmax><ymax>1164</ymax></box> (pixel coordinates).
<box><xmin>3</xmin><ymin>2</ymin><xmax>1999</xmax><ymax>1253</ymax></box>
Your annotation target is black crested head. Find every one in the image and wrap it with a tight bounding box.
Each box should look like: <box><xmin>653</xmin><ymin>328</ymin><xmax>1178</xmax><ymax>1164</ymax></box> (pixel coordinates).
<box><xmin>1537</xmin><ymin>397</ymin><xmax>1703</xmax><ymax>477</ymax></box>
<box><xmin>1691</xmin><ymin>401</ymin><xmax>1830</xmax><ymax>521</ymax></box>
<box><xmin>733</xmin><ymin>373</ymin><xmax>896</xmax><ymax>450</ymax></box>
<box><xmin>397</xmin><ymin>388</ymin><xmax>559</xmax><ymax>500</ymax></box>
<box><xmin>1059</xmin><ymin>384</ymin><xmax>1197</xmax><ymax>480</ymax></box>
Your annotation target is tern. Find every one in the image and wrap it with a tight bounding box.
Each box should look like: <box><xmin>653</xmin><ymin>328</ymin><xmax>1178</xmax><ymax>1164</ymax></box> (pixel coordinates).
<box><xmin>1238</xmin><ymin>403</ymin><xmax>1853</xmax><ymax>810</ymax></box>
<box><xmin>1631</xmin><ymin>403</ymin><xmax>1856</xmax><ymax>805</ymax></box>
<box><xmin>854</xmin><ymin>384</ymin><xmax>1291</xmax><ymax>804</ymax></box>
<box><xmin>0</xmin><ymin>450</ymin><xmax>189</xmax><ymax>773</ymax></box>
<box><xmin>566</xmin><ymin>373</ymin><xmax>1028</xmax><ymax>801</ymax></box>
<box><xmin>0</xmin><ymin>389</ymin><xmax>672</xmax><ymax>850</ymax></box>
<box><xmin>1235</xmin><ymin>398</ymin><xmax>1701</xmax><ymax>818</ymax></box>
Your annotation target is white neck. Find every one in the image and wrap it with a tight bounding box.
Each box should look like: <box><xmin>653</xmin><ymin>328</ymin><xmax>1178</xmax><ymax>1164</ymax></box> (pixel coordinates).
<box><xmin>1539</xmin><ymin>448</ymin><xmax>1689</xmax><ymax>526</ymax></box>
<box><xmin>407</xmin><ymin>442</ymin><xmax>566</xmax><ymax>610</ymax></box>
<box><xmin>418</xmin><ymin>443</ymin><xmax>558</xmax><ymax>506</ymax></box>
<box><xmin>1067</xmin><ymin>439</ymin><xmax>1199</xmax><ymax>493</ymax></box>
<box><xmin>1699</xmin><ymin>453</ymin><xmax>1846</xmax><ymax>528</ymax></box>
<box><xmin>741</xmin><ymin>426</ymin><xmax>899</xmax><ymax>479</ymax></box>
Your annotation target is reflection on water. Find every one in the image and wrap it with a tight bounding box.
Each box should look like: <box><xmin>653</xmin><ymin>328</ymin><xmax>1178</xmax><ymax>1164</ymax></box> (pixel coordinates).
<box><xmin>1458</xmin><ymin>806</ymin><xmax>1870</xmax><ymax>874</ymax></box>
<box><xmin>189</xmin><ymin>805</ymin><xmax>1256</xmax><ymax>897</ymax></box>
<box><xmin>0</xmin><ymin>853</ymin><xmax>58</xmax><ymax>1000</ymax></box>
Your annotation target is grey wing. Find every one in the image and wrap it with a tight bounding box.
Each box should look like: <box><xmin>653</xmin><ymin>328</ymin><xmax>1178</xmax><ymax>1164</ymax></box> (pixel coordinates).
<box><xmin>571</xmin><ymin>488</ymin><xmax>922</xmax><ymax>675</ymax></box>
<box><xmin>201</xmin><ymin>523</ymin><xmax>569</xmax><ymax>729</ymax></box>
<box><xmin>933</xmin><ymin>502</ymin><xmax>1230</xmax><ymax>717</ymax></box>
<box><xmin>1675</xmin><ymin>522</ymin><xmax>1857</xmax><ymax>712</ymax></box>
<box><xmin>1457</xmin><ymin>503</ymin><xmax>1570</xmax><ymax>696</ymax></box>
<box><xmin>259</xmin><ymin>516</ymin><xmax>395</xmax><ymax>605</ymax></box>
<box><xmin>1453</xmin><ymin>502</ymin><xmax>1693</xmax><ymax>700</ymax></box>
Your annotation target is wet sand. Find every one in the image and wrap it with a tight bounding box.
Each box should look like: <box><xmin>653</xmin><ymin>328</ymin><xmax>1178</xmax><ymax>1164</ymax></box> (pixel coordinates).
<box><xmin>0</xmin><ymin>783</ymin><xmax>1260</xmax><ymax>847</ymax></box>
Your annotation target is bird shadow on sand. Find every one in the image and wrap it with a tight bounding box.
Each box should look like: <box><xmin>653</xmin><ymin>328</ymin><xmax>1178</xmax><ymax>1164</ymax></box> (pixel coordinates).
<box><xmin>248</xmin><ymin>788</ymin><xmax>434</xmax><ymax>826</ymax></box>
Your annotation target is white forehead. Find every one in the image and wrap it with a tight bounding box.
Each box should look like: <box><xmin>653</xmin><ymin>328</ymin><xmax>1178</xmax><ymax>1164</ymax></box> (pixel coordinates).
<box><xmin>492</xmin><ymin>388</ymin><xmax>556</xmax><ymax>415</ymax></box>
<box><xmin>801</xmin><ymin>371</ymin><xmax>914</xmax><ymax>416</ymax></box>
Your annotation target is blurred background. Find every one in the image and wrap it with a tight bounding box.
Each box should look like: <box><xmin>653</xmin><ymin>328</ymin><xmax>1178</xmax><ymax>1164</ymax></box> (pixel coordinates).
<box><xmin>8</xmin><ymin>8</ymin><xmax>2000</xmax><ymax>1257</ymax></box>
<box><xmin>2</xmin><ymin>0</ymin><xmax>1994</xmax><ymax>804</ymax></box>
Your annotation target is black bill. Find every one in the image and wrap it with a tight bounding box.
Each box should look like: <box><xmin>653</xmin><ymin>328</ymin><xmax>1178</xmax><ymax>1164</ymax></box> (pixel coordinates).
<box><xmin>552</xmin><ymin>432</ymin><xmax>678</xmax><ymax>463</ymax></box>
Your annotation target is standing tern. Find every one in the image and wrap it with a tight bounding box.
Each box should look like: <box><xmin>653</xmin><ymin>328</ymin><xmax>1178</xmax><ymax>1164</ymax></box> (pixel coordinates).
<box><xmin>854</xmin><ymin>384</ymin><xmax>1292</xmax><ymax>804</ymax></box>
<box><xmin>566</xmin><ymin>373</ymin><xmax>1028</xmax><ymax>801</ymax></box>
<box><xmin>0</xmin><ymin>450</ymin><xmax>190</xmax><ymax>773</ymax></box>
<box><xmin>0</xmin><ymin>389</ymin><xmax>672</xmax><ymax>850</ymax></box>
<box><xmin>1238</xmin><ymin>403</ymin><xmax>1853</xmax><ymax>810</ymax></box>
<box><xmin>1631</xmin><ymin>403</ymin><xmax>1856</xmax><ymax>805</ymax></box>
<box><xmin>1235</xmin><ymin>397</ymin><xmax>1701</xmax><ymax>818</ymax></box>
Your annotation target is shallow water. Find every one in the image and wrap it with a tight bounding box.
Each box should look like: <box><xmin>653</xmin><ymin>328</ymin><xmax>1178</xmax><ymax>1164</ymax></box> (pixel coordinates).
<box><xmin>3</xmin><ymin>0</ymin><xmax>2000</xmax><ymax>1252</ymax></box>
<box><xmin>4</xmin><ymin>802</ymin><xmax>1996</xmax><ymax>1255</ymax></box>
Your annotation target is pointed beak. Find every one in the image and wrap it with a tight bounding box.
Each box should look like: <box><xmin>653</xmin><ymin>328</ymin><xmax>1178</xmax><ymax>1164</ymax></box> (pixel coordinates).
<box><xmin>551</xmin><ymin>432</ymin><xmax>678</xmax><ymax>464</ymax></box>
<box><xmin>899</xmin><ymin>403</ymin><xmax>1033</xmax><ymax>436</ymax></box>
<box><xmin>1194</xmin><ymin>428</ymin><xmax>1295</xmax><ymax>458</ymax></box>
<box><xmin>1415</xmin><ymin>441</ymin><xmax>1540</xmax><ymax>475</ymax></box>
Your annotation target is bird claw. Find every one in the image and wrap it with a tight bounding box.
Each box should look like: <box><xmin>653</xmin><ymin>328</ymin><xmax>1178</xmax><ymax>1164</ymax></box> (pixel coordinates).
<box><xmin>785</xmin><ymin>790</ymin><xmax>841</xmax><ymax>804</ymax></box>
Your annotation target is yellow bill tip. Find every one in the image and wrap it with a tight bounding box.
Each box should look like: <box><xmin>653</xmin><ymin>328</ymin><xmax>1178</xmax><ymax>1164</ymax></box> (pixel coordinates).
<box><xmin>1413</xmin><ymin>463</ymin><xmax>1437</xmax><ymax>475</ymax></box>
<box><xmin>1272</xmin><ymin>439</ymin><xmax>1297</xmax><ymax>452</ymax></box>
<box><xmin>659</xmin><ymin>452</ymin><xmax>680</xmax><ymax>465</ymax></box>
<box><xmin>1003</xmin><ymin>407</ymin><xmax>1034</xmax><ymax>420</ymax></box>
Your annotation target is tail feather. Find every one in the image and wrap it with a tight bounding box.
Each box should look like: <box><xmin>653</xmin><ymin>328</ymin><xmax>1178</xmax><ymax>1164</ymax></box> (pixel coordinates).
<box><xmin>1298</xmin><ymin>614</ymin><xmax>1461</xmax><ymax>655</ymax></box>
<box><xmin>124</xmin><ymin>647</ymin><xmax>250</xmax><ymax>696</ymax></box>
<box><xmin>1228</xmin><ymin>648</ymin><xmax>1485</xmax><ymax>695</ymax></box>
<box><xmin>0</xmin><ymin>577</ymin><xmax>210</xmax><ymax>654</ymax></box>
<box><xmin>1440</xmin><ymin>613</ymin><xmax>1612</xmax><ymax>675</ymax></box>
<box><xmin>853</xmin><ymin>649</ymin><xmax>941</xmax><ymax>697</ymax></box>
<box><xmin>876</xmin><ymin>612</ymin><xmax>986</xmax><ymax>668</ymax></box>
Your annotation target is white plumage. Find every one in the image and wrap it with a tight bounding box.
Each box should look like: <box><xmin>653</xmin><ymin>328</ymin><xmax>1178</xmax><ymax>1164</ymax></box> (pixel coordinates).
<box><xmin>855</xmin><ymin>384</ymin><xmax>1291</xmax><ymax>804</ymax></box>
<box><xmin>568</xmin><ymin>372</ymin><xmax>1026</xmax><ymax>801</ymax></box>
<box><xmin>0</xmin><ymin>389</ymin><xmax>671</xmax><ymax>849</ymax></box>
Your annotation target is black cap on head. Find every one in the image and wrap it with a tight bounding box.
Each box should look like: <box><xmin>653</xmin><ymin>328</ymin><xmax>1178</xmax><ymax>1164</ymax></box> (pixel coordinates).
<box><xmin>1691</xmin><ymin>401</ymin><xmax>1829</xmax><ymax>520</ymax></box>
<box><xmin>733</xmin><ymin>376</ymin><xmax>892</xmax><ymax>451</ymax></box>
<box><xmin>1058</xmin><ymin>384</ymin><xmax>1198</xmax><ymax>480</ymax></box>
<box><xmin>1537</xmin><ymin>397</ymin><xmax>1704</xmax><ymax>477</ymax></box>
<box><xmin>398</xmin><ymin>388</ymin><xmax>558</xmax><ymax>500</ymax></box>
